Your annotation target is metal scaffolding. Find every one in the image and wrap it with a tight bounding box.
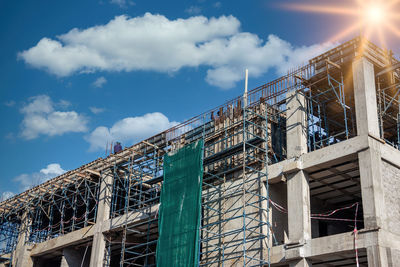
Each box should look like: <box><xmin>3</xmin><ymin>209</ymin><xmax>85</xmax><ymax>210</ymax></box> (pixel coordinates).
<box><xmin>377</xmin><ymin>61</ymin><xmax>400</xmax><ymax>149</ymax></box>
<box><xmin>199</xmin><ymin>99</ymin><xmax>271</xmax><ymax>266</ymax></box>
<box><xmin>1</xmin><ymin>35</ymin><xmax>400</xmax><ymax>267</ymax></box>
<box><xmin>304</xmin><ymin>63</ymin><xmax>355</xmax><ymax>152</ymax></box>
<box><xmin>0</xmin><ymin>159</ymin><xmax>104</xmax><ymax>263</ymax></box>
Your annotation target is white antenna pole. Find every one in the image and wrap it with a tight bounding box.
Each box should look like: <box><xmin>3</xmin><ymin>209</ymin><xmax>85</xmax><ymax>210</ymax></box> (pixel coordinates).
<box><xmin>244</xmin><ymin>69</ymin><xmax>248</xmax><ymax>107</ymax></box>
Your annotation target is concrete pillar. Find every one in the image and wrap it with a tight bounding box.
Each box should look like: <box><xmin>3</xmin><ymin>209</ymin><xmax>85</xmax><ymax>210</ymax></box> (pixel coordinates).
<box><xmin>352</xmin><ymin>57</ymin><xmax>380</xmax><ymax>137</ymax></box>
<box><xmin>286</xmin><ymin>90</ymin><xmax>308</xmax><ymax>159</ymax></box>
<box><xmin>290</xmin><ymin>258</ymin><xmax>312</xmax><ymax>267</ymax></box>
<box><xmin>353</xmin><ymin>57</ymin><xmax>388</xmax><ymax>266</ymax></box>
<box><xmin>12</xmin><ymin>212</ymin><xmax>33</xmax><ymax>267</ymax></box>
<box><xmin>89</xmin><ymin>170</ymin><xmax>113</xmax><ymax>267</ymax></box>
<box><xmin>285</xmin><ymin>90</ymin><xmax>311</xmax><ymax>244</ymax></box>
<box><xmin>367</xmin><ymin>245</ymin><xmax>389</xmax><ymax>267</ymax></box>
<box><xmin>358</xmin><ymin>139</ymin><xmax>387</xmax><ymax>230</ymax></box>
<box><xmin>61</xmin><ymin>247</ymin><xmax>90</xmax><ymax>267</ymax></box>
<box><xmin>286</xmin><ymin>170</ymin><xmax>311</xmax><ymax>243</ymax></box>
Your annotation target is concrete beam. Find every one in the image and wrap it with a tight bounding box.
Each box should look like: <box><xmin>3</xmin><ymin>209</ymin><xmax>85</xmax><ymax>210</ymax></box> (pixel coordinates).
<box><xmin>380</xmin><ymin>143</ymin><xmax>400</xmax><ymax>168</ymax></box>
<box><xmin>270</xmin><ymin>230</ymin><xmax>377</xmax><ymax>265</ymax></box>
<box><xmin>300</xmin><ymin>135</ymin><xmax>368</xmax><ymax>171</ymax></box>
<box><xmin>29</xmin><ymin>203</ymin><xmax>159</xmax><ymax>258</ymax></box>
<box><xmin>352</xmin><ymin>57</ymin><xmax>380</xmax><ymax>137</ymax></box>
<box><xmin>101</xmin><ymin>204</ymin><xmax>159</xmax><ymax>233</ymax></box>
<box><xmin>307</xmin><ymin>230</ymin><xmax>371</xmax><ymax>257</ymax></box>
<box><xmin>30</xmin><ymin>226</ymin><xmax>95</xmax><ymax>257</ymax></box>
<box><xmin>266</xmin><ymin>158</ymin><xmax>295</xmax><ymax>183</ymax></box>
<box><xmin>267</xmin><ymin>136</ymin><xmax>368</xmax><ymax>183</ymax></box>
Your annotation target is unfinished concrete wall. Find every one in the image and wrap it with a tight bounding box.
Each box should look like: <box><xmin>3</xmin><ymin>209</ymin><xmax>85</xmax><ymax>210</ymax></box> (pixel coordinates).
<box><xmin>381</xmin><ymin>160</ymin><xmax>400</xmax><ymax>235</ymax></box>
<box><xmin>387</xmin><ymin>248</ymin><xmax>400</xmax><ymax>266</ymax></box>
<box><xmin>201</xmin><ymin>170</ymin><xmax>267</xmax><ymax>266</ymax></box>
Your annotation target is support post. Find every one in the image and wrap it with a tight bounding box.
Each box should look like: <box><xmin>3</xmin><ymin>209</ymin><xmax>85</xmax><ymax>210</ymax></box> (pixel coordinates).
<box><xmin>285</xmin><ymin>90</ymin><xmax>311</xmax><ymax>264</ymax></box>
<box><xmin>358</xmin><ymin>139</ymin><xmax>387</xmax><ymax>230</ymax></box>
<box><xmin>353</xmin><ymin>57</ymin><xmax>389</xmax><ymax>266</ymax></box>
<box><xmin>12</xmin><ymin>211</ymin><xmax>33</xmax><ymax>267</ymax></box>
<box><xmin>352</xmin><ymin>57</ymin><xmax>380</xmax><ymax>137</ymax></box>
<box><xmin>286</xmin><ymin>90</ymin><xmax>308</xmax><ymax>158</ymax></box>
<box><xmin>89</xmin><ymin>170</ymin><xmax>113</xmax><ymax>267</ymax></box>
<box><xmin>367</xmin><ymin>245</ymin><xmax>389</xmax><ymax>267</ymax></box>
<box><xmin>286</xmin><ymin>170</ymin><xmax>311</xmax><ymax>243</ymax></box>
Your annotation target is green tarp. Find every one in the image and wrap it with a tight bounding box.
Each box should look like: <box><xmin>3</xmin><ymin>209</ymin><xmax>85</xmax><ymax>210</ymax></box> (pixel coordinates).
<box><xmin>156</xmin><ymin>140</ymin><xmax>203</xmax><ymax>267</ymax></box>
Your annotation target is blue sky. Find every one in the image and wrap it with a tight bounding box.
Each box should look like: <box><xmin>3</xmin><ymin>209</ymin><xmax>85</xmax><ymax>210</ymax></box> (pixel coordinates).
<box><xmin>1</xmin><ymin>0</ymin><xmax>399</xmax><ymax>199</ymax></box>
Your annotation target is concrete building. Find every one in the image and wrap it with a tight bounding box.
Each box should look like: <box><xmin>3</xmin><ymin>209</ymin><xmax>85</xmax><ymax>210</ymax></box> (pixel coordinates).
<box><xmin>1</xmin><ymin>36</ymin><xmax>400</xmax><ymax>266</ymax></box>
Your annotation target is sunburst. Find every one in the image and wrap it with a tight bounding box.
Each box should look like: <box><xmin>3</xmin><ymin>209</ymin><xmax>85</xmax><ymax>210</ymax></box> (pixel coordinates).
<box><xmin>282</xmin><ymin>0</ymin><xmax>400</xmax><ymax>48</ymax></box>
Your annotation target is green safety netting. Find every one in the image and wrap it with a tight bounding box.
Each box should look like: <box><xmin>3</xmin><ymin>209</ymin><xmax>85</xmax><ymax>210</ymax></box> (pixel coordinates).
<box><xmin>156</xmin><ymin>140</ymin><xmax>203</xmax><ymax>267</ymax></box>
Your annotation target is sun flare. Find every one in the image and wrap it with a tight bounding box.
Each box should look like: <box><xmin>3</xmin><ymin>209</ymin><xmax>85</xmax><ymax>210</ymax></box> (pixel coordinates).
<box><xmin>365</xmin><ymin>5</ymin><xmax>384</xmax><ymax>23</ymax></box>
<box><xmin>282</xmin><ymin>0</ymin><xmax>400</xmax><ymax>47</ymax></box>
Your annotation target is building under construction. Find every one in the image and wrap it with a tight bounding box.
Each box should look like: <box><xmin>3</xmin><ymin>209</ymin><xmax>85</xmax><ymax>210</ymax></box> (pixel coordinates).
<box><xmin>1</xmin><ymin>36</ymin><xmax>400</xmax><ymax>267</ymax></box>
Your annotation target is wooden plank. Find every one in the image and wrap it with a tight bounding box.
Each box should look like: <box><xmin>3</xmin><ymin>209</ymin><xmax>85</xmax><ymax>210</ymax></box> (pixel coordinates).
<box><xmin>85</xmin><ymin>169</ymin><xmax>100</xmax><ymax>176</ymax></box>
<box><xmin>76</xmin><ymin>173</ymin><xmax>88</xmax><ymax>179</ymax></box>
<box><xmin>326</xmin><ymin>59</ymin><xmax>341</xmax><ymax>70</ymax></box>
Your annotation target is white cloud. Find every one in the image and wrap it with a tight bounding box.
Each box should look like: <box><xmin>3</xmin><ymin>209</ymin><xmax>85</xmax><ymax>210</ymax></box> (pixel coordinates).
<box><xmin>58</xmin><ymin>99</ymin><xmax>71</xmax><ymax>109</ymax></box>
<box><xmin>5</xmin><ymin>132</ymin><xmax>16</xmax><ymax>141</ymax></box>
<box><xmin>40</xmin><ymin>163</ymin><xmax>66</xmax><ymax>176</ymax></box>
<box><xmin>12</xmin><ymin>163</ymin><xmax>66</xmax><ymax>192</ymax></box>
<box><xmin>92</xmin><ymin>76</ymin><xmax>107</xmax><ymax>88</ymax></box>
<box><xmin>20</xmin><ymin>95</ymin><xmax>88</xmax><ymax>140</ymax></box>
<box><xmin>18</xmin><ymin>13</ymin><xmax>333</xmax><ymax>89</ymax></box>
<box><xmin>86</xmin><ymin>112</ymin><xmax>177</xmax><ymax>151</ymax></box>
<box><xmin>185</xmin><ymin>6</ymin><xmax>202</xmax><ymax>14</ymax></box>
<box><xmin>110</xmin><ymin>0</ymin><xmax>135</xmax><ymax>7</ymax></box>
<box><xmin>4</xmin><ymin>100</ymin><xmax>16</xmax><ymax>107</ymax></box>
<box><xmin>90</xmin><ymin>106</ymin><xmax>105</xmax><ymax>114</ymax></box>
<box><xmin>0</xmin><ymin>191</ymin><xmax>14</xmax><ymax>201</ymax></box>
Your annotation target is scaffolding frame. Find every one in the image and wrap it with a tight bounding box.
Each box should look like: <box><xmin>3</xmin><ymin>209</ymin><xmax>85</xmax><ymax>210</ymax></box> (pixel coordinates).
<box><xmin>199</xmin><ymin>99</ymin><xmax>272</xmax><ymax>266</ymax></box>
<box><xmin>0</xmin><ymin>159</ymin><xmax>104</xmax><ymax>260</ymax></box>
<box><xmin>1</xmin><ymin>36</ymin><xmax>400</xmax><ymax>267</ymax></box>
<box><xmin>102</xmin><ymin>67</ymin><xmax>307</xmax><ymax>266</ymax></box>
<box><xmin>304</xmin><ymin>64</ymin><xmax>355</xmax><ymax>152</ymax></box>
<box><xmin>377</xmin><ymin>62</ymin><xmax>400</xmax><ymax>149</ymax></box>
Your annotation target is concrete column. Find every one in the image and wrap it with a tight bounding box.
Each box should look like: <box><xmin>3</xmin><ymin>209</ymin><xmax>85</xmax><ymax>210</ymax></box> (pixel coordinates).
<box><xmin>12</xmin><ymin>211</ymin><xmax>33</xmax><ymax>267</ymax></box>
<box><xmin>290</xmin><ymin>258</ymin><xmax>312</xmax><ymax>267</ymax></box>
<box><xmin>286</xmin><ymin>170</ymin><xmax>311</xmax><ymax>243</ymax></box>
<box><xmin>358</xmin><ymin>138</ymin><xmax>387</xmax><ymax>229</ymax></box>
<box><xmin>286</xmin><ymin>90</ymin><xmax>308</xmax><ymax>159</ymax></box>
<box><xmin>285</xmin><ymin>90</ymin><xmax>311</xmax><ymax>244</ymax></box>
<box><xmin>96</xmin><ymin>170</ymin><xmax>113</xmax><ymax>222</ymax></box>
<box><xmin>352</xmin><ymin>57</ymin><xmax>380</xmax><ymax>137</ymax></box>
<box><xmin>61</xmin><ymin>247</ymin><xmax>90</xmax><ymax>267</ymax></box>
<box><xmin>89</xmin><ymin>170</ymin><xmax>113</xmax><ymax>267</ymax></box>
<box><xmin>367</xmin><ymin>245</ymin><xmax>389</xmax><ymax>267</ymax></box>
